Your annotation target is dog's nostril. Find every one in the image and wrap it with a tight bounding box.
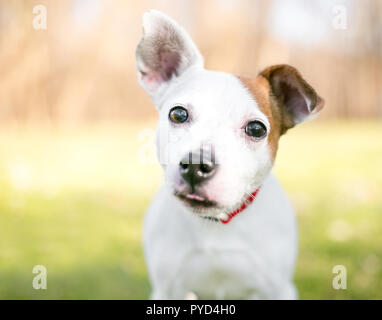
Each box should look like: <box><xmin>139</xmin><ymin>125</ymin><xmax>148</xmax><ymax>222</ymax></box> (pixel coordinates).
<box><xmin>179</xmin><ymin>162</ymin><xmax>189</xmax><ymax>171</ymax></box>
<box><xmin>200</xmin><ymin>162</ymin><xmax>213</xmax><ymax>174</ymax></box>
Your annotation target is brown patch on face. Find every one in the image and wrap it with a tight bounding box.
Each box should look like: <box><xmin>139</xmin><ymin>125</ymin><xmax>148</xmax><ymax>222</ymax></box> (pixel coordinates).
<box><xmin>238</xmin><ymin>65</ymin><xmax>324</xmax><ymax>161</ymax></box>
<box><xmin>237</xmin><ymin>75</ymin><xmax>283</xmax><ymax>161</ymax></box>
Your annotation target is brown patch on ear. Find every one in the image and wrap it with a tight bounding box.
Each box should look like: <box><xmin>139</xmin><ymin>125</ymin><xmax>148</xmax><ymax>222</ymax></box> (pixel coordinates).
<box><xmin>260</xmin><ymin>64</ymin><xmax>324</xmax><ymax>128</ymax></box>
<box><xmin>238</xmin><ymin>76</ymin><xmax>283</xmax><ymax>161</ymax></box>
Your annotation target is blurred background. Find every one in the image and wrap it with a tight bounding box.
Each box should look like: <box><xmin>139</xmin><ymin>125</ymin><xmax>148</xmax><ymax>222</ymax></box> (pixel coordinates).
<box><xmin>0</xmin><ymin>0</ymin><xmax>381</xmax><ymax>299</ymax></box>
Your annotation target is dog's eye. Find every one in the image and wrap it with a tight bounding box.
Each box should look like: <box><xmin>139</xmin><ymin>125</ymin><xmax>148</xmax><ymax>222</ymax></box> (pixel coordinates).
<box><xmin>245</xmin><ymin>121</ymin><xmax>267</xmax><ymax>139</ymax></box>
<box><xmin>169</xmin><ymin>106</ymin><xmax>188</xmax><ymax>124</ymax></box>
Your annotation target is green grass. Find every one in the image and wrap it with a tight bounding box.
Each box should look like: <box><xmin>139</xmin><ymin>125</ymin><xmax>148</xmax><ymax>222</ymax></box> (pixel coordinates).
<box><xmin>0</xmin><ymin>120</ymin><xmax>381</xmax><ymax>299</ymax></box>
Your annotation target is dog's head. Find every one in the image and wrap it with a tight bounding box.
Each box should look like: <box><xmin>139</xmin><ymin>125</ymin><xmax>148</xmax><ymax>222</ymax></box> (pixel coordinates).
<box><xmin>136</xmin><ymin>10</ymin><xmax>324</xmax><ymax>219</ymax></box>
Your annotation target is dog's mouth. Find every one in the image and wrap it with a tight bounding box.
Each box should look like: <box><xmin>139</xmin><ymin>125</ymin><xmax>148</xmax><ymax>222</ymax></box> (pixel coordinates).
<box><xmin>174</xmin><ymin>191</ymin><xmax>217</xmax><ymax>209</ymax></box>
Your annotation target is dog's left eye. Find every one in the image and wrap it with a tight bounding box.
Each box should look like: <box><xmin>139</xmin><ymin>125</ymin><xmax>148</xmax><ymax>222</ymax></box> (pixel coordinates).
<box><xmin>245</xmin><ymin>120</ymin><xmax>267</xmax><ymax>139</ymax></box>
<box><xmin>169</xmin><ymin>106</ymin><xmax>188</xmax><ymax>124</ymax></box>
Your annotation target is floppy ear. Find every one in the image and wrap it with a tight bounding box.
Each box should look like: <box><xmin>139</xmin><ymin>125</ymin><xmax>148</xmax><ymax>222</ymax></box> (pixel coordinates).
<box><xmin>136</xmin><ymin>10</ymin><xmax>204</xmax><ymax>100</ymax></box>
<box><xmin>260</xmin><ymin>64</ymin><xmax>324</xmax><ymax>132</ymax></box>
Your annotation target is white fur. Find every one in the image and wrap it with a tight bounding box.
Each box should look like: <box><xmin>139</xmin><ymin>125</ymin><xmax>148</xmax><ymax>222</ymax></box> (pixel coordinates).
<box><xmin>155</xmin><ymin>68</ymin><xmax>273</xmax><ymax>215</ymax></box>
<box><xmin>136</xmin><ymin>10</ymin><xmax>299</xmax><ymax>300</ymax></box>
<box><xmin>144</xmin><ymin>174</ymin><xmax>298</xmax><ymax>299</ymax></box>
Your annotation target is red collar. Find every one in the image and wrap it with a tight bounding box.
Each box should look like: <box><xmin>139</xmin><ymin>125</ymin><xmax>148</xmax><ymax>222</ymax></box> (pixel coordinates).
<box><xmin>220</xmin><ymin>188</ymin><xmax>260</xmax><ymax>224</ymax></box>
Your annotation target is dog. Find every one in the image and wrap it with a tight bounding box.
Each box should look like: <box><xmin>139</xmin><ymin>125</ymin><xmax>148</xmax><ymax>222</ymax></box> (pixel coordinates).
<box><xmin>135</xmin><ymin>10</ymin><xmax>324</xmax><ymax>299</ymax></box>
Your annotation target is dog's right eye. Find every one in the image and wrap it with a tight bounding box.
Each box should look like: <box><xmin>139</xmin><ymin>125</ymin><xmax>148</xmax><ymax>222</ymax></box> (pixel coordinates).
<box><xmin>169</xmin><ymin>106</ymin><xmax>188</xmax><ymax>124</ymax></box>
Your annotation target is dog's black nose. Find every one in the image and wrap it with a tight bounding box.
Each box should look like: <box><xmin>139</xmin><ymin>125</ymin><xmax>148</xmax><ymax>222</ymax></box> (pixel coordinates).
<box><xmin>179</xmin><ymin>148</ymin><xmax>217</xmax><ymax>188</ymax></box>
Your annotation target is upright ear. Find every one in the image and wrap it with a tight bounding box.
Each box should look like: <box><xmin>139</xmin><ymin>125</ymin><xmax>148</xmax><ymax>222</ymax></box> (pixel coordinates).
<box><xmin>136</xmin><ymin>10</ymin><xmax>204</xmax><ymax>99</ymax></box>
<box><xmin>260</xmin><ymin>65</ymin><xmax>324</xmax><ymax>132</ymax></box>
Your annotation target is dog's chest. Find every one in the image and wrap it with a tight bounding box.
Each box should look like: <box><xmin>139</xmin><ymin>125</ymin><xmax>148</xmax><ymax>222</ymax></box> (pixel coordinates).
<box><xmin>173</xmin><ymin>237</ymin><xmax>267</xmax><ymax>299</ymax></box>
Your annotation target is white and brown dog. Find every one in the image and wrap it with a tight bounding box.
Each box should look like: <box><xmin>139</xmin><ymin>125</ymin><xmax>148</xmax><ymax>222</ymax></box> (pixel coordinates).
<box><xmin>136</xmin><ymin>10</ymin><xmax>324</xmax><ymax>299</ymax></box>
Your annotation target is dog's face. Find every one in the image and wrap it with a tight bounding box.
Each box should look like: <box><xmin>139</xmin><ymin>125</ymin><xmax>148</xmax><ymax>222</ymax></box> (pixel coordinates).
<box><xmin>136</xmin><ymin>10</ymin><xmax>324</xmax><ymax>219</ymax></box>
